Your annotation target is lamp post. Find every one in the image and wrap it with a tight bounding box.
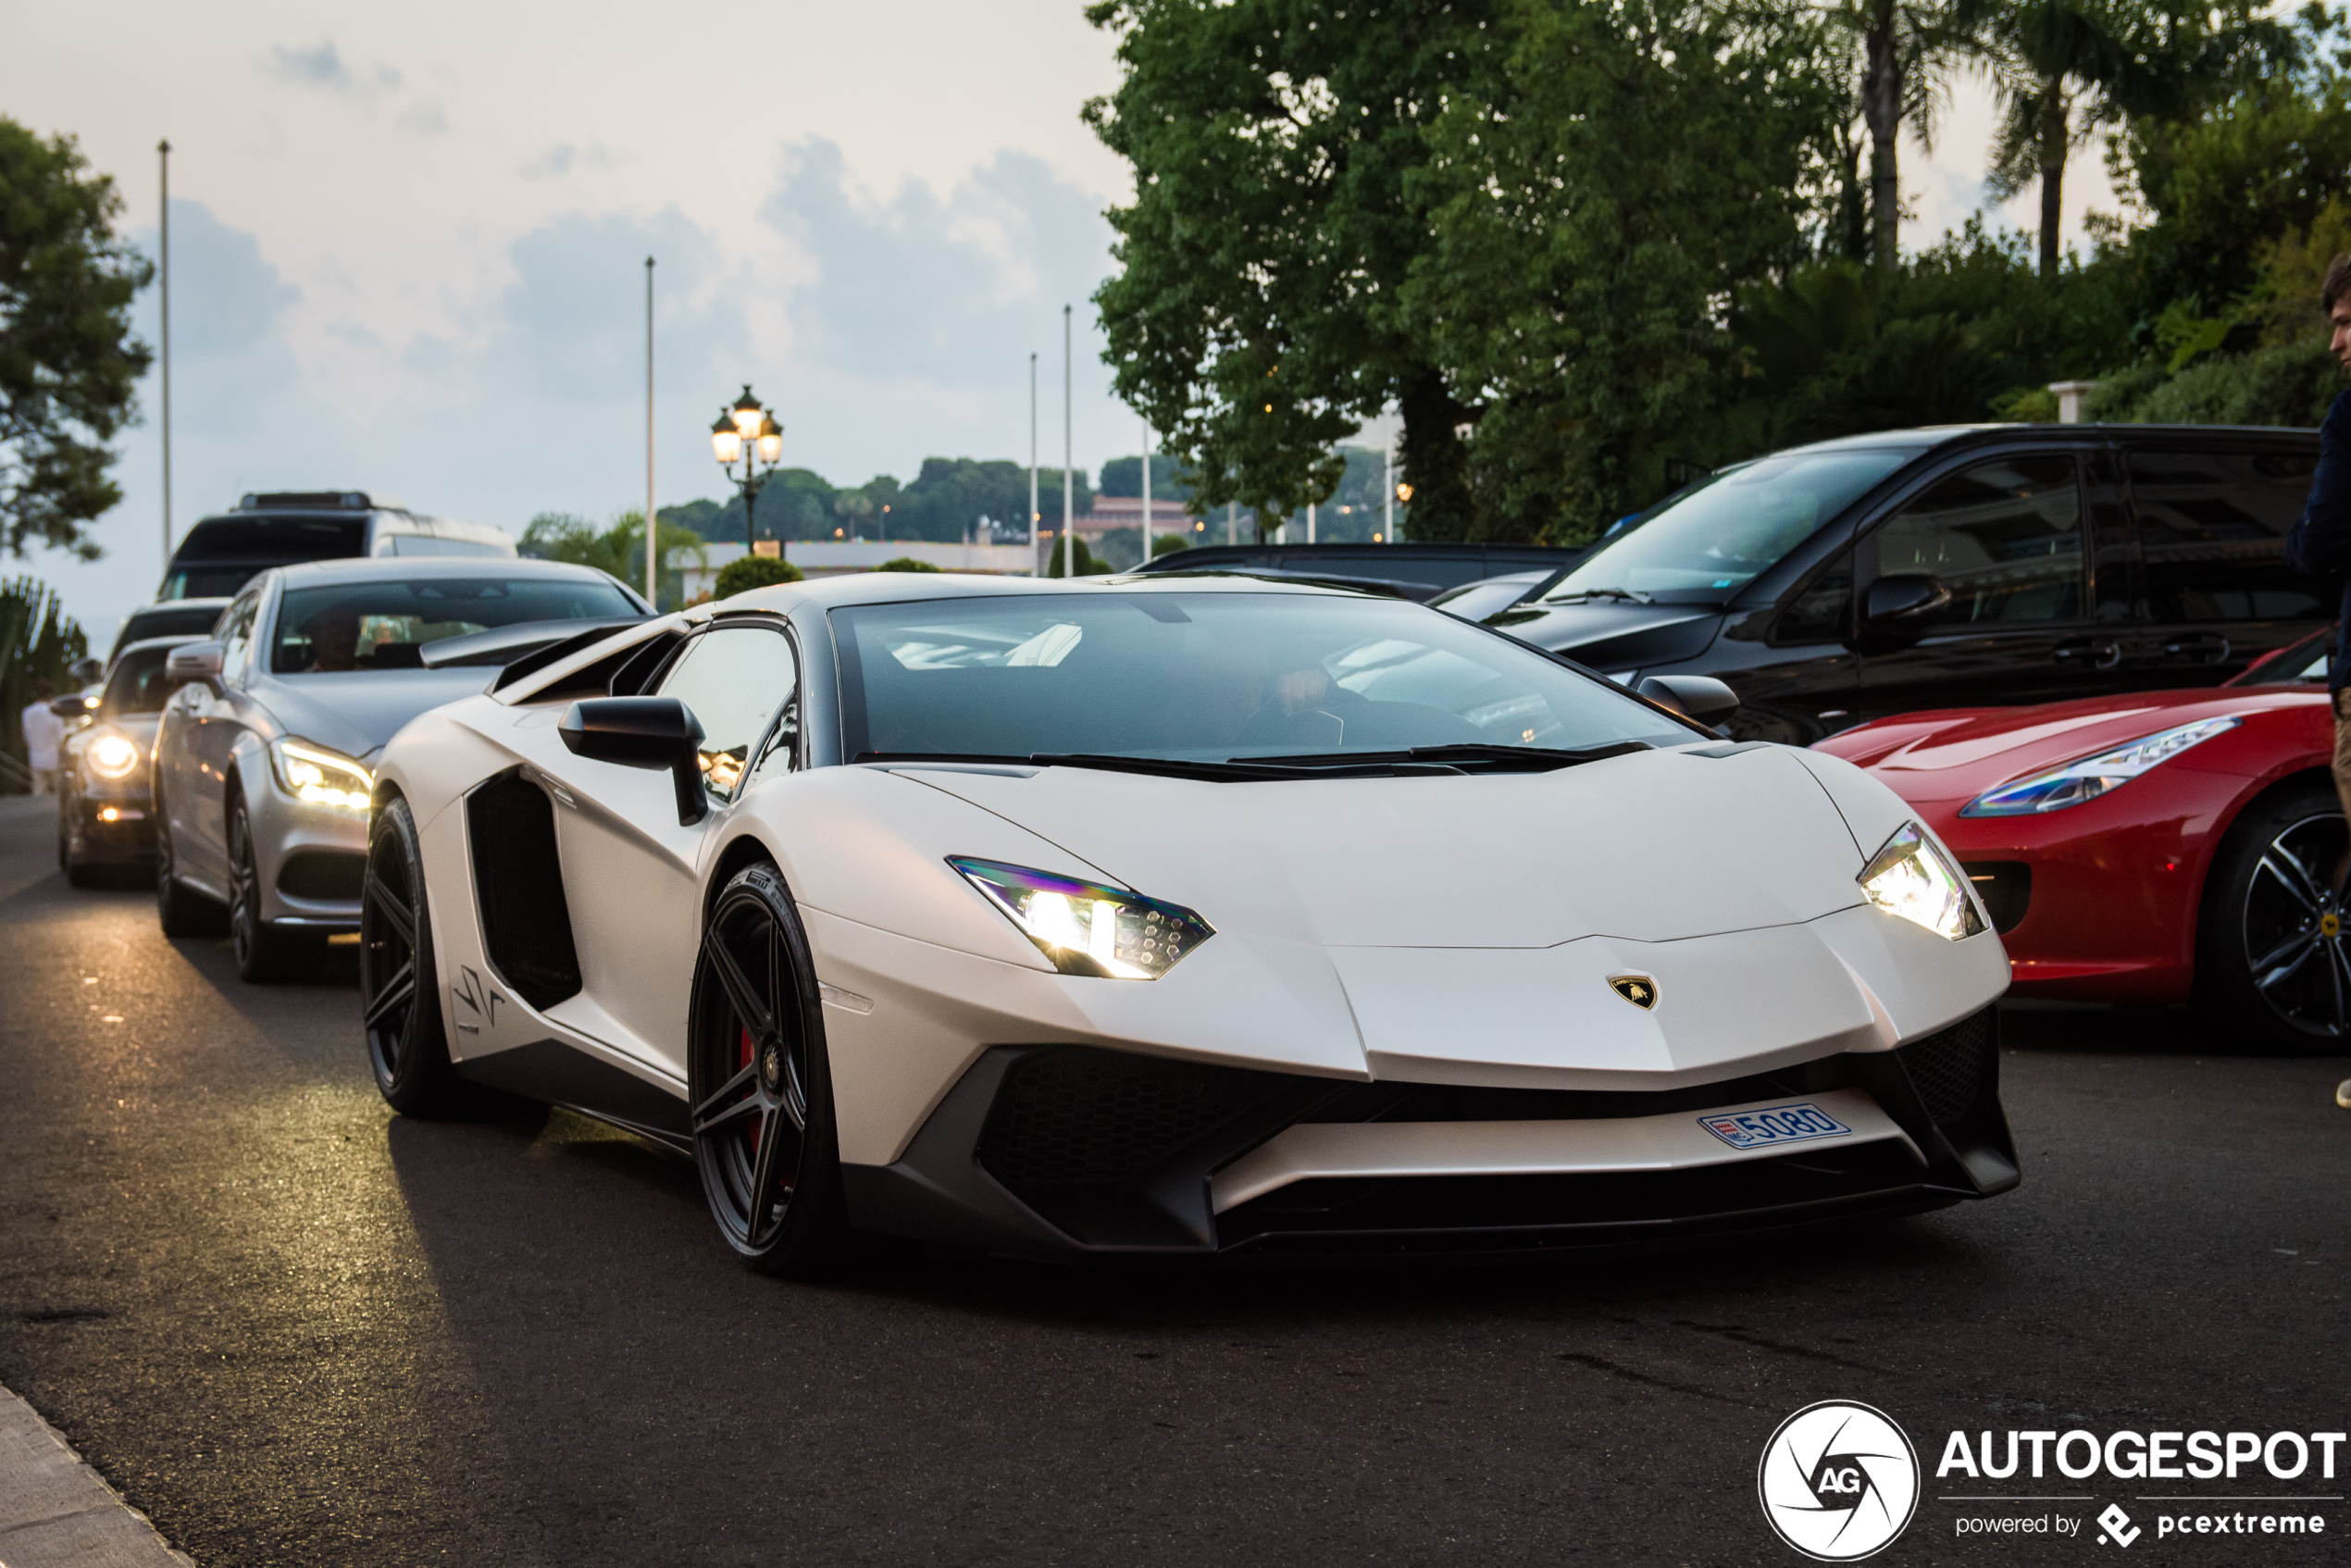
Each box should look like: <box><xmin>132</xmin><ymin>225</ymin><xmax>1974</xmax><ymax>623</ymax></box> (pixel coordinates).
<box><xmin>711</xmin><ymin>384</ymin><xmax>784</xmax><ymax>557</ymax></box>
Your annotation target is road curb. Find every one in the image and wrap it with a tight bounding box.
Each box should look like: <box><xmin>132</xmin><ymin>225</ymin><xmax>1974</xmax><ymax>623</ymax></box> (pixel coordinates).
<box><xmin>0</xmin><ymin>1383</ymin><xmax>193</xmax><ymax>1568</ymax></box>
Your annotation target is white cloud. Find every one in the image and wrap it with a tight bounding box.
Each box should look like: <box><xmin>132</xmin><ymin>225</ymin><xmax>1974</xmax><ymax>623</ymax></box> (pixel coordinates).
<box><xmin>261</xmin><ymin>39</ymin><xmax>402</xmax><ymax>105</ymax></box>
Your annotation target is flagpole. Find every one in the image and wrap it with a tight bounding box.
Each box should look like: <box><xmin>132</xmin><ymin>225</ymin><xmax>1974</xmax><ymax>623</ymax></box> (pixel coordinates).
<box><xmin>1028</xmin><ymin>353</ymin><xmax>1039</xmax><ymax>573</ymax></box>
<box><xmin>644</xmin><ymin>255</ymin><xmax>656</xmax><ymax>606</ymax></box>
<box><xmin>158</xmin><ymin>139</ymin><xmax>172</xmax><ymax>564</ymax></box>
<box><xmin>1062</xmin><ymin>305</ymin><xmax>1074</xmax><ymax>578</ymax></box>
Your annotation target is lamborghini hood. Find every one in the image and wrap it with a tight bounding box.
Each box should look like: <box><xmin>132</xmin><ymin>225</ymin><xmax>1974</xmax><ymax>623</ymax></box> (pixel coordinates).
<box><xmin>900</xmin><ymin>744</ymin><xmax>1877</xmax><ymax>950</ymax></box>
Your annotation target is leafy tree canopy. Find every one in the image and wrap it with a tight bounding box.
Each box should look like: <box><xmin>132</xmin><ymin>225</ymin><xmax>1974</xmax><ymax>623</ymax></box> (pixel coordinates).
<box><xmin>0</xmin><ymin>119</ymin><xmax>152</xmax><ymax>559</ymax></box>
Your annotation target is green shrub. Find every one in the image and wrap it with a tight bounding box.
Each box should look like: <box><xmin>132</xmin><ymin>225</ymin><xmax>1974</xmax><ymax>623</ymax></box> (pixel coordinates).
<box><xmin>873</xmin><ymin>556</ymin><xmax>940</xmax><ymax>573</ymax></box>
<box><xmin>714</xmin><ymin>554</ymin><xmax>805</xmax><ymax>599</ymax></box>
<box><xmin>1151</xmin><ymin>534</ymin><xmax>1190</xmax><ymax>558</ymax></box>
<box><xmin>2089</xmin><ymin>340</ymin><xmax>2340</xmax><ymax>428</ymax></box>
<box><xmin>1043</xmin><ymin>537</ymin><xmax>1103</xmax><ymax>578</ymax></box>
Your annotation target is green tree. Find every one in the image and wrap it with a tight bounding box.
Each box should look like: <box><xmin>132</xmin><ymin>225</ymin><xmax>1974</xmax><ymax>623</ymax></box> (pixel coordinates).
<box><xmin>873</xmin><ymin>556</ymin><xmax>941</xmax><ymax>573</ymax></box>
<box><xmin>1085</xmin><ymin>0</ymin><xmax>1496</xmax><ymax>538</ymax></box>
<box><xmin>1826</xmin><ymin>0</ymin><xmax>1975</xmax><ymax>271</ymax></box>
<box><xmin>0</xmin><ymin>119</ymin><xmax>153</xmax><ymax>559</ymax></box>
<box><xmin>714</xmin><ymin>554</ymin><xmax>804</xmax><ymax>598</ymax></box>
<box><xmin>1401</xmin><ymin>0</ymin><xmax>1847</xmax><ymax>539</ymax></box>
<box><xmin>1</xmin><ymin>575</ymin><xmax>86</xmax><ymax>791</ymax></box>
<box><xmin>520</xmin><ymin>510</ymin><xmax>707</xmax><ymax>612</ymax></box>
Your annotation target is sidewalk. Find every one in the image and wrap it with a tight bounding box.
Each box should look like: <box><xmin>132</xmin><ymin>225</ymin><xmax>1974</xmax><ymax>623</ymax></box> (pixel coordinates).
<box><xmin>0</xmin><ymin>1383</ymin><xmax>191</xmax><ymax>1568</ymax></box>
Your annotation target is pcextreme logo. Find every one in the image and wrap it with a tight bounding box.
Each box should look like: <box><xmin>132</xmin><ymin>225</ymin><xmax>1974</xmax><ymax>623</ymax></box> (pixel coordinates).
<box><xmin>1759</xmin><ymin>1400</ymin><xmax>1922</xmax><ymax>1562</ymax></box>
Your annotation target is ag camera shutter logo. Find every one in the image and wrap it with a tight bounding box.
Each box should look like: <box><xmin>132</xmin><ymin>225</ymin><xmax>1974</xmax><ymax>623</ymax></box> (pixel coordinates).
<box><xmin>1758</xmin><ymin>1400</ymin><xmax>1921</xmax><ymax>1561</ymax></box>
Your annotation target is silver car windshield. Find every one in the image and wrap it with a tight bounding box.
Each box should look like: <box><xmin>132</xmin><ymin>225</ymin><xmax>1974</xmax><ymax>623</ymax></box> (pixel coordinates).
<box><xmin>271</xmin><ymin>577</ymin><xmax>639</xmax><ymax>674</ymax></box>
<box><xmin>832</xmin><ymin>591</ymin><xmax>1693</xmax><ymax>762</ymax></box>
<box><xmin>1549</xmin><ymin>448</ymin><xmax>1920</xmax><ymax>605</ymax></box>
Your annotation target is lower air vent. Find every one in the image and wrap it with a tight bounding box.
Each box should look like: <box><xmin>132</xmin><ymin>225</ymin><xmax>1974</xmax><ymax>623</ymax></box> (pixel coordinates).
<box><xmin>276</xmin><ymin>848</ymin><xmax>365</xmax><ymax>901</ymax></box>
<box><xmin>466</xmin><ymin>769</ymin><xmax>581</xmax><ymax>1011</ymax></box>
<box><xmin>1959</xmin><ymin>861</ymin><xmax>2031</xmax><ymax>933</ymax></box>
<box><xmin>980</xmin><ymin>1047</ymin><xmax>1287</xmax><ymax>1188</ymax></box>
<box><xmin>1896</xmin><ymin>1008</ymin><xmax>1996</xmax><ymax>1125</ymax></box>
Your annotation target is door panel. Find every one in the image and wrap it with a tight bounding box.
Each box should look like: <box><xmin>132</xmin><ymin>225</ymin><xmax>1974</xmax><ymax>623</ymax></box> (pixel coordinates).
<box><xmin>2123</xmin><ymin>444</ymin><xmax>2325</xmax><ymax>683</ymax></box>
<box><xmin>535</xmin><ymin>623</ymin><xmax>802</xmax><ymax>1081</ymax></box>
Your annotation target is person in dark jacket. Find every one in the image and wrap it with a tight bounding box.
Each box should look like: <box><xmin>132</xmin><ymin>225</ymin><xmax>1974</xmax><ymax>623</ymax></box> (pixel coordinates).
<box><xmin>2282</xmin><ymin>253</ymin><xmax>2351</xmax><ymax>1106</ymax></box>
<box><xmin>2283</xmin><ymin>254</ymin><xmax>2351</xmax><ymax>807</ymax></box>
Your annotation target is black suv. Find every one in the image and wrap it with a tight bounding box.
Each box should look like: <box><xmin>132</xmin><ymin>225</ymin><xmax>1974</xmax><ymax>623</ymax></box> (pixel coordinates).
<box><xmin>1483</xmin><ymin>425</ymin><xmax>2325</xmax><ymax>741</ymax></box>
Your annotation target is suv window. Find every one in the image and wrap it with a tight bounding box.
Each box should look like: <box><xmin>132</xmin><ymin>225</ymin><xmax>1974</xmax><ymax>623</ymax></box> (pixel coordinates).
<box><xmin>1871</xmin><ymin>454</ymin><xmax>2084</xmax><ymax>627</ymax></box>
<box><xmin>2130</xmin><ymin>448</ymin><xmax>2323</xmax><ymax>623</ymax></box>
<box><xmin>657</xmin><ymin>626</ymin><xmax>799</xmax><ymax>800</ymax></box>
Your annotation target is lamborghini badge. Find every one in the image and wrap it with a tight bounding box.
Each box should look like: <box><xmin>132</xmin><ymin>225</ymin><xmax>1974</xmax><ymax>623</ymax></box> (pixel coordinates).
<box><xmin>1610</xmin><ymin>975</ymin><xmax>1658</xmax><ymax>1009</ymax></box>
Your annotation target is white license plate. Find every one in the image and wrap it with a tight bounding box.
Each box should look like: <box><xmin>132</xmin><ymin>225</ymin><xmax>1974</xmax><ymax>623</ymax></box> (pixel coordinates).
<box><xmin>1698</xmin><ymin>1102</ymin><xmax>1852</xmax><ymax>1150</ymax></box>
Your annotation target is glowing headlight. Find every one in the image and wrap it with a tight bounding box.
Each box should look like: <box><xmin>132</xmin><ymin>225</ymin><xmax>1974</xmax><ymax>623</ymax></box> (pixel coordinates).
<box><xmin>1960</xmin><ymin>716</ymin><xmax>2239</xmax><ymax>817</ymax></box>
<box><xmin>949</xmin><ymin>856</ymin><xmax>1213</xmax><ymax>979</ymax></box>
<box><xmin>85</xmin><ymin>730</ymin><xmax>142</xmax><ymax>780</ymax></box>
<box><xmin>1859</xmin><ymin>822</ymin><xmax>1984</xmax><ymax>941</ymax></box>
<box><xmin>269</xmin><ymin>738</ymin><xmax>373</xmax><ymax>813</ymax></box>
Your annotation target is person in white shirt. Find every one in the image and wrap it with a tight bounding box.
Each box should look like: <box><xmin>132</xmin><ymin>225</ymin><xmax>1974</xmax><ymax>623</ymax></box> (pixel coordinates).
<box><xmin>20</xmin><ymin>678</ymin><xmax>65</xmax><ymax>796</ymax></box>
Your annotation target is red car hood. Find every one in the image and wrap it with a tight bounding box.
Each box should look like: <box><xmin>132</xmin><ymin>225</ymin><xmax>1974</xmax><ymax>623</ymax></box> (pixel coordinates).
<box><xmin>1812</xmin><ymin>686</ymin><xmax>2326</xmax><ymax>803</ymax></box>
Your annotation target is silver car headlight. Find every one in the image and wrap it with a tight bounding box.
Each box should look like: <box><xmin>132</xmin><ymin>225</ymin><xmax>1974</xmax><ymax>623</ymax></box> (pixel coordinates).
<box><xmin>949</xmin><ymin>856</ymin><xmax>1214</xmax><ymax>979</ymax></box>
<box><xmin>268</xmin><ymin>738</ymin><xmax>373</xmax><ymax>814</ymax></box>
<box><xmin>1859</xmin><ymin>822</ymin><xmax>1984</xmax><ymax>940</ymax></box>
<box><xmin>1959</xmin><ymin>716</ymin><xmax>2239</xmax><ymax>817</ymax></box>
<box><xmin>84</xmin><ymin>729</ymin><xmax>142</xmax><ymax>780</ymax></box>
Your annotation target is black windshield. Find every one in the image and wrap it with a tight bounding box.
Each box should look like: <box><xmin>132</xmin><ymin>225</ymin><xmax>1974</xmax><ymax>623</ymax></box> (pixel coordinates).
<box><xmin>272</xmin><ymin>577</ymin><xmax>641</xmax><ymax>674</ymax></box>
<box><xmin>833</xmin><ymin>591</ymin><xmax>1692</xmax><ymax>763</ymax></box>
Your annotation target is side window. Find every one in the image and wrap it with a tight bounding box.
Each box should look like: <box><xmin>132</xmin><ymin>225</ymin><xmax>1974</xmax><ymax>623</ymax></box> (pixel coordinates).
<box><xmin>657</xmin><ymin>625</ymin><xmax>799</xmax><ymax>801</ymax></box>
<box><xmin>2130</xmin><ymin>448</ymin><xmax>2325</xmax><ymax>623</ymax></box>
<box><xmin>1871</xmin><ymin>454</ymin><xmax>2084</xmax><ymax>628</ymax></box>
<box><xmin>218</xmin><ymin>595</ymin><xmax>261</xmax><ymax>680</ymax></box>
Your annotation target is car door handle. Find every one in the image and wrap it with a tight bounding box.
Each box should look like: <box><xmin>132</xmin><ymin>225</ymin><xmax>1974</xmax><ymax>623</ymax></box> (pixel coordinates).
<box><xmin>2161</xmin><ymin>633</ymin><xmax>2231</xmax><ymax>663</ymax></box>
<box><xmin>2052</xmin><ymin>638</ymin><xmax>2121</xmax><ymax>669</ymax></box>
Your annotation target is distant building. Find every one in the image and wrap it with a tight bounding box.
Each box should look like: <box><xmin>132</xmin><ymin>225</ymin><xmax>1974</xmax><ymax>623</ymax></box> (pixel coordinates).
<box><xmin>1073</xmin><ymin>496</ymin><xmax>1203</xmax><ymax>542</ymax></box>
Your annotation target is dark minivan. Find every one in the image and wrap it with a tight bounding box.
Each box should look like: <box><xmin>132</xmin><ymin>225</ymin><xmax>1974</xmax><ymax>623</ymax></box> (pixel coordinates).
<box><xmin>157</xmin><ymin>491</ymin><xmax>514</xmax><ymax>602</ymax></box>
<box><xmin>1482</xmin><ymin>425</ymin><xmax>2325</xmax><ymax>742</ymax></box>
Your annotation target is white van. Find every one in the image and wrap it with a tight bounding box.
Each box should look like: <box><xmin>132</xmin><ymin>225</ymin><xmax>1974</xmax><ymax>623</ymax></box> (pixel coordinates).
<box><xmin>157</xmin><ymin>491</ymin><xmax>516</xmax><ymax>601</ymax></box>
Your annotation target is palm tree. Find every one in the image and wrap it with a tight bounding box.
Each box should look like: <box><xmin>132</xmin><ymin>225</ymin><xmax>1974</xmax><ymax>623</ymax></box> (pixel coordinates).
<box><xmin>1977</xmin><ymin>0</ymin><xmax>2299</xmax><ymax>277</ymax></box>
<box><xmin>1828</xmin><ymin>0</ymin><xmax>1975</xmax><ymax>271</ymax></box>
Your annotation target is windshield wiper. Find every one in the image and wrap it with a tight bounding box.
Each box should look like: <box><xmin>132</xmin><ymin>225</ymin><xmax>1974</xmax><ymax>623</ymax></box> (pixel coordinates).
<box><xmin>856</xmin><ymin>750</ymin><xmax>1325</xmax><ymax>782</ymax></box>
<box><xmin>1238</xmin><ymin>741</ymin><xmax>1651</xmax><ymax>774</ymax></box>
<box><xmin>1541</xmin><ymin>587</ymin><xmax>1655</xmax><ymax>605</ymax></box>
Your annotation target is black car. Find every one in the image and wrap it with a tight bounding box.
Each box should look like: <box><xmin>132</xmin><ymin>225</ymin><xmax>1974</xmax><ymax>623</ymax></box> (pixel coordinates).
<box><xmin>1131</xmin><ymin>541</ymin><xmax>1581</xmax><ymax>602</ymax></box>
<box><xmin>1480</xmin><ymin>425</ymin><xmax>2325</xmax><ymax>742</ymax></box>
<box><xmin>104</xmin><ymin>598</ymin><xmax>231</xmax><ymax>666</ymax></box>
<box><xmin>157</xmin><ymin>491</ymin><xmax>514</xmax><ymax>602</ymax></box>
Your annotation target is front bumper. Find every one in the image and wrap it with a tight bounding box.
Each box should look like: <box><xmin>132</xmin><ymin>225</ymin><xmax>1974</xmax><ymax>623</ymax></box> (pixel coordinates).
<box><xmin>840</xmin><ymin>1008</ymin><xmax>2016</xmax><ymax>1257</ymax></box>
<box><xmin>66</xmin><ymin>789</ymin><xmax>156</xmax><ymax>864</ymax></box>
<box><xmin>249</xmin><ymin>777</ymin><xmax>368</xmax><ymax>932</ymax></box>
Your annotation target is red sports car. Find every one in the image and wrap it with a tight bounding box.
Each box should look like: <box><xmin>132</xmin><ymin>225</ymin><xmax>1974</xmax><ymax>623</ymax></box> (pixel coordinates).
<box><xmin>1813</xmin><ymin>630</ymin><xmax>2344</xmax><ymax>1051</ymax></box>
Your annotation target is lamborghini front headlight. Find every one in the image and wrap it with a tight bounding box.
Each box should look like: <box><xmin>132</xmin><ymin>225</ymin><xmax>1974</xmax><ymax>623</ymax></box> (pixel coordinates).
<box><xmin>269</xmin><ymin>737</ymin><xmax>373</xmax><ymax>814</ymax></box>
<box><xmin>949</xmin><ymin>856</ymin><xmax>1214</xmax><ymax>979</ymax></box>
<box><xmin>1859</xmin><ymin>822</ymin><xmax>1984</xmax><ymax>940</ymax></box>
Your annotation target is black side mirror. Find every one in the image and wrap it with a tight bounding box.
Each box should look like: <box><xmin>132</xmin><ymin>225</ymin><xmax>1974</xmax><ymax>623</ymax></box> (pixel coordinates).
<box><xmin>67</xmin><ymin>656</ymin><xmax>103</xmax><ymax>686</ymax></box>
<box><xmin>559</xmin><ymin>697</ymin><xmax>710</xmax><ymax>826</ymax></box>
<box><xmin>1637</xmin><ymin>674</ymin><xmax>1740</xmax><ymax>726</ymax></box>
<box><xmin>1863</xmin><ymin>573</ymin><xmax>1950</xmax><ymax>625</ymax></box>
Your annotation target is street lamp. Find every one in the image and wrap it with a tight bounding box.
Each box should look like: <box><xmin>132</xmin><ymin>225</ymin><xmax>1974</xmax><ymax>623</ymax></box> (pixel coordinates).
<box><xmin>712</xmin><ymin>384</ymin><xmax>785</xmax><ymax>555</ymax></box>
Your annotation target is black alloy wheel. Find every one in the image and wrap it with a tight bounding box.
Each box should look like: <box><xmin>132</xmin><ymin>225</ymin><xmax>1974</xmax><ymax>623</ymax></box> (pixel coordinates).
<box><xmin>2199</xmin><ymin>779</ymin><xmax>2351</xmax><ymax>1052</ymax></box>
<box><xmin>362</xmin><ymin>796</ymin><xmax>459</xmax><ymax>1114</ymax></box>
<box><xmin>154</xmin><ymin>786</ymin><xmax>227</xmax><ymax>937</ymax></box>
<box><xmin>687</xmin><ymin>863</ymin><xmax>848</xmax><ymax>1274</ymax></box>
<box><xmin>229</xmin><ymin>796</ymin><xmax>317</xmax><ymax>983</ymax></box>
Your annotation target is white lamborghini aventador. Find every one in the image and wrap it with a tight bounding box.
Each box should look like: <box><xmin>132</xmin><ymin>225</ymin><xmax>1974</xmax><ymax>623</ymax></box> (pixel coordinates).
<box><xmin>364</xmin><ymin>572</ymin><xmax>2015</xmax><ymax>1270</ymax></box>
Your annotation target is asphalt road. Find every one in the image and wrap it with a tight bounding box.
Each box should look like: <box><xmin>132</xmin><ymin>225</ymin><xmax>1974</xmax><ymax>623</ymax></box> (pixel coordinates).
<box><xmin>1</xmin><ymin>794</ymin><xmax>2346</xmax><ymax>1568</ymax></box>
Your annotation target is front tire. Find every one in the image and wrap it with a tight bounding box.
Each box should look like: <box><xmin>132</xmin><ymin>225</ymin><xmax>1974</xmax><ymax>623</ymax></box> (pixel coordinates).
<box><xmin>687</xmin><ymin>863</ymin><xmax>849</xmax><ymax>1275</ymax></box>
<box><xmin>2197</xmin><ymin>778</ymin><xmax>2351</xmax><ymax>1053</ymax></box>
<box><xmin>363</xmin><ymin>796</ymin><xmax>461</xmax><ymax>1114</ymax></box>
<box><xmin>230</xmin><ymin>796</ymin><xmax>318</xmax><ymax>982</ymax></box>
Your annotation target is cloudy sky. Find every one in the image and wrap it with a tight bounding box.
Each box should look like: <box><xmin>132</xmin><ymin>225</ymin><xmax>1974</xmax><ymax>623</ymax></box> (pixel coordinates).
<box><xmin>4</xmin><ymin>0</ymin><xmax>2114</xmax><ymax>642</ymax></box>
